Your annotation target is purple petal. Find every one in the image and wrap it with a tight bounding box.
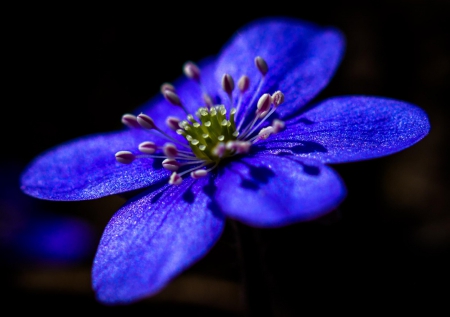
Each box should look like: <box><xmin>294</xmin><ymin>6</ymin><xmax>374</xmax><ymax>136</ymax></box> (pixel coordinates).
<box><xmin>21</xmin><ymin>129</ymin><xmax>170</xmax><ymax>200</ymax></box>
<box><xmin>255</xmin><ymin>96</ymin><xmax>430</xmax><ymax>163</ymax></box>
<box><xmin>215</xmin><ymin>155</ymin><xmax>346</xmax><ymax>227</ymax></box>
<box><xmin>92</xmin><ymin>177</ymin><xmax>225</xmax><ymax>304</ymax></box>
<box><xmin>214</xmin><ymin>17</ymin><xmax>345</xmax><ymax>123</ymax></box>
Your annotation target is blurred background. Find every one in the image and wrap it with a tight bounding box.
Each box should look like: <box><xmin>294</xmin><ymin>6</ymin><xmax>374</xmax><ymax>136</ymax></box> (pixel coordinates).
<box><xmin>2</xmin><ymin>0</ymin><xmax>449</xmax><ymax>315</ymax></box>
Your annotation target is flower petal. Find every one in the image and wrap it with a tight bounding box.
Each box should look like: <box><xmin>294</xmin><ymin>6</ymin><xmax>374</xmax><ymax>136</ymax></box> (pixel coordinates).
<box><xmin>92</xmin><ymin>177</ymin><xmax>225</xmax><ymax>304</ymax></box>
<box><xmin>214</xmin><ymin>17</ymin><xmax>345</xmax><ymax>123</ymax></box>
<box><xmin>254</xmin><ymin>96</ymin><xmax>430</xmax><ymax>163</ymax></box>
<box><xmin>21</xmin><ymin>129</ymin><xmax>170</xmax><ymax>200</ymax></box>
<box><xmin>215</xmin><ymin>155</ymin><xmax>346</xmax><ymax>227</ymax></box>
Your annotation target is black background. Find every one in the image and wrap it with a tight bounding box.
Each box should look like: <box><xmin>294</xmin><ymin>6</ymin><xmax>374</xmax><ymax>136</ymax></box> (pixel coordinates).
<box><xmin>2</xmin><ymin>1</ymin><xmax>450</xmax><ymax>315</ymax></box>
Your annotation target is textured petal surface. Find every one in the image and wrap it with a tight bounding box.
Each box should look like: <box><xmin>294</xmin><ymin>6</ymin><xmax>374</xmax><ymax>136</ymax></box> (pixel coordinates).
<box><xmin>92</xmin><ymin>177</ymin><xmax>225</xmax><ymax>304</ymax></box>
<box><xmin>214</xmin><ymin>17</ymin><xmax>345</xmax><ymax>124</ymax></box>
<box><xmin>21</xmin><ymin>129</ymin><xmax>170</xmax><ymax>200</ymax></box>
<box><xmin>215</xmin><ymin>155</ymin><xmax>346</xmax><ymax>227</ymax></box>
<box><xmin>255</xmin><ymin>96</ymin><xmax>430</xmax><ymax>163</ymax></box>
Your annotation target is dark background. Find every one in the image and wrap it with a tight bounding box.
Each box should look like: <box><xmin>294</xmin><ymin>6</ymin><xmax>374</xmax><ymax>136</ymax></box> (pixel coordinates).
<box><xmin>2</xmin><ymin>1</ymin><xmax>449</xmax><ymax>315</ymax></box>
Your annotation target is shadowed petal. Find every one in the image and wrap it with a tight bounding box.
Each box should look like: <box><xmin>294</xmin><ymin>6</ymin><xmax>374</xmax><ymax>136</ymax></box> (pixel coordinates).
<box><xmin>215</xmin><ymin>155</ymin><xmax>346</xmax><ymax>227</ymax></box>
<box><xmin>214</xmin><ymin>17</ymin><xmax>345</xmax><ymax>123</ymax></box>
<box><xmin>21</xmin><ymin>129</ymin><xmax>170</xmax><ymax>200</ymax></box>
<box><xmin>255</xmin><ymin>96</ymin><xmax>430</xmax><ymax>163</ymax></box>
<box><xmin>92</xmin><ymin>177</ymin><xmax>225</xmax><ymax>304</ymax></box>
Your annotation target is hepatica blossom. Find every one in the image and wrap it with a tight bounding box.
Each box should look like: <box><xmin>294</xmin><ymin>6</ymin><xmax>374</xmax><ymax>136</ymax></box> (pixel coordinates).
<box><xmin>21</xmin><ymin>17</ymin><xmax>430</xmax><ymax>304</ymax></box>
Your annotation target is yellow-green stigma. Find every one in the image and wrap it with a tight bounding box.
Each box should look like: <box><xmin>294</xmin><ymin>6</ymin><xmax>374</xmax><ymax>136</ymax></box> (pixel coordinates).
<box><xmin>176</xmin><ymin>105</ymin><xmax>238</xmax><ymax>163</ymax></box>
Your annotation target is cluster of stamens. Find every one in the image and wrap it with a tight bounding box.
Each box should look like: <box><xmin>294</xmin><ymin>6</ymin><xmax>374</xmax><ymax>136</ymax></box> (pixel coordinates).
<box><xmin>115</xmin><ymin>56</ymin><xmax>285</xmax><ymax>185</ymax></box>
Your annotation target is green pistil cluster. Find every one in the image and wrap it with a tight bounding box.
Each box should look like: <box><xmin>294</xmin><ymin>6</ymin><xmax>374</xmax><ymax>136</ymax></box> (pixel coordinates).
<box><xmin>176</xmin><ymin>105</ymin><xmax>238</xmax><ymax>162</ymax></box>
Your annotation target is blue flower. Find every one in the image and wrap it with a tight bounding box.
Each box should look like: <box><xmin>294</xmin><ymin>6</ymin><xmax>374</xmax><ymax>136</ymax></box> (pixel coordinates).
<box><xmin>20</xmin><ymin>17</ymin><xmax>430</xmax><ymax>304</ymax></box>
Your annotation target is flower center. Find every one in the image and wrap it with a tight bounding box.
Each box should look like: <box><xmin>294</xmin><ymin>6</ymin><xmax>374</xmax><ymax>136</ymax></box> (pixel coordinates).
<box><xmin>177</xmin><ymin>105</ymin><xmax>238</xmax><ymax>163</ymax></box>
<box><xmin>115</xmin><ymin>56</ymin><xmax>285</xmax><ymax>185</ymax></box>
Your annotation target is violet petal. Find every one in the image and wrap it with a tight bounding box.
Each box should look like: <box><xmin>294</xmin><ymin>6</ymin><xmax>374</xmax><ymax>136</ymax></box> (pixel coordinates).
<box><xmin>215</xmin><ymin>155</ymin><xmax>346</xmax><ymax>227</ymax></box>
<box><xmin>92</xmin><ymin>177</ymin><xmax>225</xmax><ymax>304</ymax></box>
<box><xmin>21</xmin><ymin>129</ymin><xmax>170</xmax><ymax>200</ymax></box>
<box><xmin>255</xmin><ymin>96</ymin><xmax>430</xmax><ymax>163</ymax></box>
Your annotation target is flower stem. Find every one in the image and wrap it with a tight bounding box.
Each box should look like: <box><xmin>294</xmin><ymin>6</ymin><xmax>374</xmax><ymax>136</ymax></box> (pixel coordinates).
<box><xmin>229</xmin><ymin>220</ymin><xmax>275</xmax><ymax>317</ymax></box>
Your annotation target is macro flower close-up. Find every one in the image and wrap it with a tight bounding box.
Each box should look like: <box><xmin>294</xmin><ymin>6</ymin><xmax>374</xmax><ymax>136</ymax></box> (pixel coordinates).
<box><xmin>20</xmin><ymin>16</ymin><xmax>430</xmax><ymax>305</ymax></box>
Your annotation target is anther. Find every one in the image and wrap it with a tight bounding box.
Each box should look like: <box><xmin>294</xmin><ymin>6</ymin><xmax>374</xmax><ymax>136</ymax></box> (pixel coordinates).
<box><xmin>163</xmin><ymin>143</ymin><xmax>178</xmax><ymax>158</ymax></box>
<box><xmin>255</xmin><ymin>56</ymin><xmax>268</xmax><ymax>76</ymax></box>
<box><xmin>238</xmin><ymin>75</ymin><xmax>250</xmax><ymax>93</ymax></box>
<box><xmin>183</xmin><ymin>61</ymin><xmax>201</xmax><ymax>82</ymax></box>
<box><xmin>138</xmin><ymin>141</ymin><xmax>157</xmax><ymax>154</ymax></box>
<box><xmin>160</xmin><ymin>83</ymin><xmax>176</xmax><ymax>94</ymax></box>
<box><xmin>115</xmin><ymin>151</ymin><xmax>135</xmax><ymax>164</ymax></box>
<box><xmin>256</xmin><ymin>93</ymin><xmax>272</xmax><ymax>117</ymax></box>
<box><xmin>221</xmin><ymin>73</ymin><xmax>235</xmax><ymax>97</ymax></box>
<box><xmin>121</xmin><ymin>114</ymin><xmax>140</xmax><ymax>129</ymax></box>
<box><xmin>212</xmin><ymin>143</ymin><xmax>226</xmax><ymax>157</ymax></box>
<box><xmin>234</xmin><ymin>141</ymin><xmax>252</xmax><ymax>154</ymax></box>
<box><xmin>271</xmin><ymin>91</ymin><xmax>285</xmax><ymax>108</ymax></box>
<box><xmin>162</xmin><ymin>158</ymin><xmax>180</xmax><ymax>171</ymax></box>
<box><xmin>191</xmin><ymin>169</ymin><xmax>208</xmax><ymax>179</ymax></box>
<box><xmin>272</xmin><ymin>119</ymin><xmax>285</xmax><ymax>133</ymax></box>
<box><xmin>258</xmin><ymin>126</ymin><xmax>274</xmax><ymax>140</ymax></box>
<box><xmin>137</xmin><ymin>113</ymin><xmax>156</xmax><ymax>130</ymax></box>
<box><xmin>169</xmin><ymin>172</ymin><xmax>182</xmax><ymax>185</ymax></box>
<box><xmin>203</xmin><ymin>93</ymin><xmax>214</xmax><ymax>108</ymax></box>
<box><xmin>166</xmin><ymin>116</ymin><xmax>180</xmax><ymax>130</ymax></box>
<box><xmin>163</xmin><ymin>90</ymin><xmax>182</xmax><ymax>107</ymax></box>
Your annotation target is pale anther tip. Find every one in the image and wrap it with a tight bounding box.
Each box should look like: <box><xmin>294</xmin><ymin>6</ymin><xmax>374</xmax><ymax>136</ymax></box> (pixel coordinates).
<box><xmin>221</xmin><ymin>73</ymin><xmax>235</xmax><ymax>95</ymax></box>
<box><xmin>255</xmin><ymin>56</ymin><xmax>268</xmax><ymax>76</ymax></box>
<box><xmin>238</xmin><ymin>75</ymin><xmax>250</xmax><ymax>93</ymax></box>
<box><xmin>115</xmin><ymin>151</ymin><xmax>135</xmax><ymax>164</ymax></box>
<box><xmin>137</xmin><ymin>113</ymin><xmax>156</xmax><ymax>130</ymax></box>
<box><xmin>160</xmin><ymin>83</ymin><xmax>176</xmax><ymax>94</ymax></box>
<box><xmin>183</xmin><ymin>61</ymin><xmax>201</xmax><ymax>82</ymax></box>
<box><xmin>169</xmin><ymin>172</ymin><xmax>182</xmax><ymax>185</ymax></box>
<box><xmin>191</xmin><ymin>169</ymin><xmax>208</xmax><ymax>179</ymax></box>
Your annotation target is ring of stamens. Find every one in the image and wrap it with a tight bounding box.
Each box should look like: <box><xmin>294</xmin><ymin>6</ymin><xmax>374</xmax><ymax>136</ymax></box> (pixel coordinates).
<box><xmin>115</xmin><ymin>56</ymin><xmax>285</xmax><ymax>185</ymax></box>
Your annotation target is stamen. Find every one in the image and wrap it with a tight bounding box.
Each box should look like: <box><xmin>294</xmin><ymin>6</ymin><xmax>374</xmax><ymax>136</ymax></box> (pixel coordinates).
<box><xmin>238</xmin><ymin>75</ymin><xmax>250</xmax><ymax>93</ymax></box>
<box><xmin>221</xmin><ymin>74</ymin><xmax>235</xmax><ymax>109</ymax></box>
<box><xmin>256</xmin><ymin>93</ymin><xmax>272</xmax><ymax>117</ymax></box>
<box><xmin>163</xmin><ymin>143</ymin><xmax>178</xmax><ymax>158</ymax></box>
<box><xmin>160</xmin><ymin>83</ymin><xmax>176</xmax><ymax>94</ymax></box>
<box><xmin>237</xmin><ymin>57</ymin><xmax>268</xmax><ymax>131</ymax></box>
<box><xmin>226</xmin><ymin>140</ymin><xmax>251</xmax><ymax>154</ymax></box>
<box><xmin>190</xmin><ymin>169</ymin><xmax>208</xmax><ymax>179</ymax></box>
<box><xmin>203</xmin><ymin>93</ymin><xmax>214</xmax><ymax>108</ymax></box>
<box><xmin>235</xmin><ymin>75</ymin><xmax>250</xmax><ymax>118</ymax></box>
<box><xmin>162</xmin><ymin>158</ymin><xmax>180</xmax><ymax>171</ymax></box>
<box><xmin>255</xmin><ymin>56</ymin><xmax>268</xmax><ymax>76</ymax></box>
<box><xmin>272</xmin><ymin>119</ymin><xmax>285</xmax><ymax>133</ymax></box>
<box><xmin>166</xmin><ymin>116</ymin><xmax>180</xmax><ymax>130</ymax></box>
<box><xmin>212</xmin><ymin>142</ymin><xmax>226</xmax><ymax>157</ymax></box>
<box><xmin>115</xmin><ymin>151</ymin><xmax>135</xmax><ymax>164</ymax></box>
<box><xmin>257</xmin><ymin>126</ymin><xmax>274</xmax><ymax>140</ymax></box>
<box><xmin>138</xmin><ymin>141</ymin><xmax>157</xmax><ymax>154</ymax></box>
<box><xmin>163</xmin><ymin>90</ymin><xmax>182</xmax><ymax>107</ymax></box>
<box><xmin>116</xmin><ymin>58</ymin><xmax>283</xmax><ymax>187</ymax></box>
<box><xmin>183</xmin><ymin>61</ymin><xmax>201</xmax><ymax>82</ymax></box>
<box><xmin>137</xmin><ymin>113</ymin><xmax>156</xmax><ymax>130</ymax></box>
<box><xmin>121</xmin><ymin>114</ymin><xmax>140</xmax><ymax>129</ymax></box>
<box><xmin>169</xmin><ymin>172</ymin><xmax>182</xmax><ymax>185</ymax></box>
<box><xmin>271</xmin><ymin>91</ymin><xmax>285</xmax><ymax>107</ymax></box>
